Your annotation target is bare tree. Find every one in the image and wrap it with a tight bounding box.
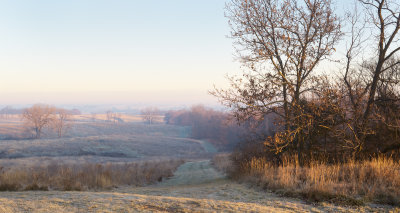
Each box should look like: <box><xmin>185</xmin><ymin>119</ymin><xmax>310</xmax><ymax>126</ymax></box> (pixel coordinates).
<box><xmin>112</xmin><ymin>112</ymin><xmax>123</xmax><ymax>123</ymax></box>
<box><xmin>106</xmin><ymin>110</ymin><xmax>113</xmax><ymax>122</ymax></box>
<box><xmin>141</xmin><ymin>107</ymin><xmax>159</xmax><ymax>124</ymax></box>
<box><xmin>105</xmin><ymin>111</ymin><xmax>123</xmax><ymax>124</ymax></box>
<box><xmin>354</xmin><ymin>0</ymin><xmax>400</xmax><ymax>153</ymax></box>
<box><xmin>52</xmin><ymin>109</ymin><xmax>73</xmax><ymax>138</ymax></box>
<box><xmin>22</xmin><ymin>104</ymin><xmax>55</xmax><ymax>139</ymax></box>
<box><xmin>359</xmin><ymin>0</ymin><xmax>400</xmax><ymax>121</ymax></box>
<box><xmin>212</xmin><ymin>0</ymin><xmax>342</xmax><ymax>165</ymax></box>
<box><xmin>340</xmin><ymin>0</ymin><xmax>400</xmax><ymax>154</ymax></box>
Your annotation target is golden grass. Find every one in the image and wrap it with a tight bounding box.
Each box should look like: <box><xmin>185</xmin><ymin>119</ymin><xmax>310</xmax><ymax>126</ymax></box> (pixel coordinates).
<box><xmin>0</xmin><ymin>159</ymin><xmax>184</xmax><ymax>191</ymax></box>
<box><xmin>229</xmin><ymin>155</ymin><xmax>400</xmax><ymax>206</ymax></box>
<box><xmin>0</xmin><ymin>159</ymin><xmax>398</xmax><ymax>212</ymax></box>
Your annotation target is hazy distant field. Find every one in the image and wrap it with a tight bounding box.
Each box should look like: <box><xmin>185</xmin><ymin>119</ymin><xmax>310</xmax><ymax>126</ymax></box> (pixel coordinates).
<box><xmin>0</xmin><ymin>114</ymin><xmax>212</xmax><ymax>168</ymax></box>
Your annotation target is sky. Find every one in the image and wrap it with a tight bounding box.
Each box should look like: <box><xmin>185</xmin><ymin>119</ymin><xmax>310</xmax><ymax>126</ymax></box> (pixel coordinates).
<box><xmin>0</xmin><ymin>0</ymin><xmax>351</xmax><ymax>106</ymax></box>
<box><xmin>0</xmin><ymin>0</ymin><xmax>241</xmax><ymax>106</ymax></box>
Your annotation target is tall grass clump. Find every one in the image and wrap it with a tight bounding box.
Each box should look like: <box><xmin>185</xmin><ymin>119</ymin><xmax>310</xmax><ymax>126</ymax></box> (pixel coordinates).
<box><xmin>0</xmin><ymin>159</ymin><xmax>184</xmax><ymax>191</ymax></box>
<box><xmin>229</xmin><ymin>154</ymin><xmax>400</xmax><ymax>206</ymax></box>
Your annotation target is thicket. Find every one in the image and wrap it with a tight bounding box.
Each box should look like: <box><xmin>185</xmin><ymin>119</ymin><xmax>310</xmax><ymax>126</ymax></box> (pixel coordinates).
<box><xmin>165</xmin><ymin>105</ymin><xmax>248</xmax><ymax>150</ymax></box>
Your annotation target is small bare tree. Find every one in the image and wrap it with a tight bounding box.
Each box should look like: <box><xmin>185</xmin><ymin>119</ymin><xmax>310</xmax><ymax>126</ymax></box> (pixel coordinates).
<box><xmin>106</xmin><ymin>110</ymin><xmax>113</xmax><ymax>122</ymax></box>
<box><xmin>141</xmin><ymin>107</ymin><xmax>159</xmax><ymax>124</ymax></box>
<box><xmin>112</xmin><ymin>112</ymin><xmax>123</xmax><ymax>123</ymax></box>
<box><xmin>52</xmin><ymin>109</ymin><xmax>73</xmax><ymax>138</ymax></box>
<box><xmin>22</xmin><ymin>104</ymin><xmax>55</xmax><ymax>139</ymax></box>
<box><xmin>0</xmin><ymin>106</ymin><xmax>13</xmax><ymax>119</ymax></box>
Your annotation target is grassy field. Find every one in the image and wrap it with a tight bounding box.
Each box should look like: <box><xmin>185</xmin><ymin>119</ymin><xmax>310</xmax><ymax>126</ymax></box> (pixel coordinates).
<box><xmin>0</xmin><ymin>115</ymin><xmax>211</xmax><ymax>168</ymax></box>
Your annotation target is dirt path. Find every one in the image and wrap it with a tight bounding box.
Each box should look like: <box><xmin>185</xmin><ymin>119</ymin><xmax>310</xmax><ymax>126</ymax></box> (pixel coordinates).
<box><xmin>0</xmin><ymin>160</ymin><xmax>397</xmax><ymax>212</ymax></box>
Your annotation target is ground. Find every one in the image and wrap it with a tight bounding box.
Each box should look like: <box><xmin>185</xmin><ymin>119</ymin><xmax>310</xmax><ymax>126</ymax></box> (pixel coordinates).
<box><xmin>0</xmin><ymin>160</ymin><xmax>397</xmax><ymax>213</ymax></box>
<box><xmin>0</xmin><ymin>115</ymin><xmax>398</xmax><ymax>212</ymax></box>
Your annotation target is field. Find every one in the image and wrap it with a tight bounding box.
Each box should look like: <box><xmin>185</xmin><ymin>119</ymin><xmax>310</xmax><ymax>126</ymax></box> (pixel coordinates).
<box><xmin>0</xmin><ymin>115</ymin><xmax>398</xmax><ymax>212</ymax></box>
<box><xmin>0</xmin><ymin>114</ymin><xmax>214</xmax><ymax>168</ymax></box>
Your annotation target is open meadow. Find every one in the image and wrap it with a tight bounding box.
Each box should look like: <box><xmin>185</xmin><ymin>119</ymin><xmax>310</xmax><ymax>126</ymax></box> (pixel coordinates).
<box><xmin>0</xmin><ymin>114</ymin><xmax>212</xmax><ymax>167</ymax></box>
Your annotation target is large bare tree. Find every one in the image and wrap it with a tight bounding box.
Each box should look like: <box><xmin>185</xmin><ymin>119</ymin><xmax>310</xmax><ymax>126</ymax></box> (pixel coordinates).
<box><xmin>22</xmin><ymin>104</ymin><xmax>56</xmax><ymax>139</ymax></box>
<box><xmin>213</xmin><ymin>0</ymin><xmax>342</xmax><ymax>164</ymax></box>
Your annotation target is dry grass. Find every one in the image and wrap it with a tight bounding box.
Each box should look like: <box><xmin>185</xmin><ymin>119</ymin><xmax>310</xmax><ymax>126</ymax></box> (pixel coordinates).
<box><xmin>0</xmin><ymin>160</ymin><xmax>397</xmax><ymax>212</ymax></box>
<box><xmin>0</xmin><ymin>159</ymin><xmax>184</xmax><ymax>191</ymax></box>
<box><xmin>0</xmin><ymin>191</ymin><xmax>324</xmax><ymax>213</ymax></box>
<box><xmin>212</xmin><ymin>153</ymin><xmax>233</xmax><ymax>174</ymax></box>
<box><xmin>230</xmin><ymin>155</ymin><xmax>400</xmax><ymax>206</ymax></box>
<box><xmin>0</xmin><ymin>121</ymin><xmax>206</xmax><ymax>163</ymax></box>
<box><xmin>1</xmin><ymin>176</ymin><xmax>396</xmax><ymax>212</ymax></box>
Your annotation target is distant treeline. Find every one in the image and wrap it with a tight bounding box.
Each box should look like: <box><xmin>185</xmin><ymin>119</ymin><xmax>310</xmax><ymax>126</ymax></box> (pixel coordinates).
<box><xmin>164</xmin><ymin>105</ymin><xmax>272</xmax><ymax>151</ymax></box>
<box><xmin>0</xmin><ymin>106</ymin><xmax>81</xmax><ymax>116</ymax></box>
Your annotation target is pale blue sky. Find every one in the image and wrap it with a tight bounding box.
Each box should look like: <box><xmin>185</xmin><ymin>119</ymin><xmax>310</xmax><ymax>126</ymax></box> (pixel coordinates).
<box><xmin>0</xmin><ymin>0</ymin><xmax>350</xmax><ymax>105</ymax></box>
<box><xmin>0</xmin><ymin>0</ymin><xmax>241</xmax><ymax>105</ymax></box>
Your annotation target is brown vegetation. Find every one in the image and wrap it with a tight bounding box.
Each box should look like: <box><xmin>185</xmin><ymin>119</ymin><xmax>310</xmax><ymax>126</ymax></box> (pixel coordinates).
<box><xmin>0</xmin><ymin>159</ymin><xmax>184</xmax><ymax>191</ymax></box>
<box><xmin>229</xmin><ymin>154</ymin><xmax>400</xmax><ymax>206</ymax></box>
